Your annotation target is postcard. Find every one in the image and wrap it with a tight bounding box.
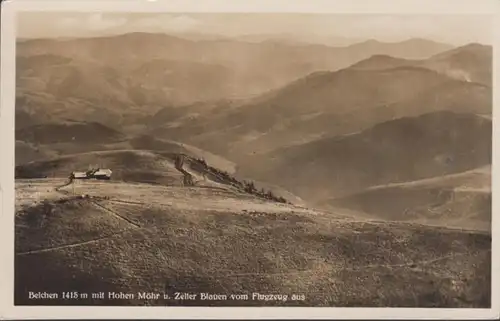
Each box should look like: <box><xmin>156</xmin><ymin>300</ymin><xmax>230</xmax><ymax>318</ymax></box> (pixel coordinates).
<box><xmin>1</xmin><ymin>0</ymin><xmax>499</xmax><ymax>319</ymax></box>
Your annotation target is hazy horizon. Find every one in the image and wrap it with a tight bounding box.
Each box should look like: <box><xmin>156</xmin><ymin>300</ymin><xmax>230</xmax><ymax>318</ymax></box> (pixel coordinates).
<box><xmin>17</xmin><ymin>12</ymin><xmax>493</xmax><ymax>46</ymax></box>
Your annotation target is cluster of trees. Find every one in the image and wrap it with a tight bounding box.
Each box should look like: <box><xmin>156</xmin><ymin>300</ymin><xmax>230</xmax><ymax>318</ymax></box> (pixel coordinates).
<box><xmin>197</xmin><ymin>158</ymin><xmax>208</xmax><ymax>168</ymax></box>
<box><xmin>242</xmin><ymin>180</ymin><xmax>289</xmax><ymax>204</ymax></box>
<box><xmin>193</xmin><ymin>157</ymin><xmax>289</xmax><ymax>204</ymax></box>
<box><xmin>194</xmin><ymin>158</ymin><xmax>241</xmax><ymax>186</ymax></box>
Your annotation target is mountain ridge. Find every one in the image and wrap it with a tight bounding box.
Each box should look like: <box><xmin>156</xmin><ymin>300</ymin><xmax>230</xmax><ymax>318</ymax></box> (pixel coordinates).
<box><xmin>147</xmin><ymin>44</ymin><xmax>491</xmax><ymax>158</ymax></box>
<box><xmin>239</xmin><ymin>111</ymin><xmax>491</xmax><ymax>203</ymax></box>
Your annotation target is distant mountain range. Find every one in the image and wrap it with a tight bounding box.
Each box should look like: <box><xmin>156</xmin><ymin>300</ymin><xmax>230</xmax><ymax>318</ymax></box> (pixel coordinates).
<box><xmin>15</xmin><ymin>33</ymin><xmax>492</xmax><ymax>215</ymax></box>
<box><xmin>16</xmin><ymin>34</ymin><xmax>454</xmax><ymax>127</ymax></box>
<box><xmin>148</xmin><ymin>43</ymin><xmax>491</xmax><ymax>159</ymax></box>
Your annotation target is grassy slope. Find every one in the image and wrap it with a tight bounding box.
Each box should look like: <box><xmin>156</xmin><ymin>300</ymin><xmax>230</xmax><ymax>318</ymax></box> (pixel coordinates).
<box><xmin>15</xmin><ymin>180</ymin><xmax>491</xmax><ymax>307</ymax></box>
<box><xmin>324</xmin><ymin>166</ymin><xmax>491</xmax><ymax>231</ymax></box>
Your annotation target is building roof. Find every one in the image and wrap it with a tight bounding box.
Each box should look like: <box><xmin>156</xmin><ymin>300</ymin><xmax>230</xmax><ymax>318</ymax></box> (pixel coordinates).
<box><xmin>72</xmin><ymin>172</ymin><xmax>88</xmax><ymax>178</ymax></box>
<box><xmin>93</xmin><ymin>169</ymin><xmax>112</xmax><ymax>176</ymax></box>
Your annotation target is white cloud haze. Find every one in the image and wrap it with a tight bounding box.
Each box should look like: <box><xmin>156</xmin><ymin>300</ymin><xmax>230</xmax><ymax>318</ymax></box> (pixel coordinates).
<box><xmin>17</xmin><ymin>12</ymin><xmax>493</xmax><ymax>46</ymax></box>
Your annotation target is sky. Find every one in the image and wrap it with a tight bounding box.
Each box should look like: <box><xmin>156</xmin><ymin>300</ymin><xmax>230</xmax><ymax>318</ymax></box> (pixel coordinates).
<box><xmin>17</xmin><ymin>12</ymin><xmax>493</xmax><ymax>46</ymax></box>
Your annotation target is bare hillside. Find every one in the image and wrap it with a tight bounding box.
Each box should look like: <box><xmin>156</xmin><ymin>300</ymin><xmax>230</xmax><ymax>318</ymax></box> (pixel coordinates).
<box><xmin>323</xmin><ymin>166</ymin><xmax>491</xmax><ymax>231</ymax></box>
<box><xmin>15</xmin><ymin>179</ymin><xmax>491</xmax><ymax>307</ymax></box>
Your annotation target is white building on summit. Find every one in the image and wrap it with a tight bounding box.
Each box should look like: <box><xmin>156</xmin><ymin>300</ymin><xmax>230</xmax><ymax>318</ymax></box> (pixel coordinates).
<box><xmin>71</xmin><ymin>168</ymin><xmax>112</xmax><ymax>180</ymax></box>
<box><xmin>91</xmin><ymin>168</ymin><xmax>112</xmax><ymax>179</ymax></box>
<box><xmin>72</xmin><ymin>171</ymin><xmax>88</xmax><ymax>179</ymax></box>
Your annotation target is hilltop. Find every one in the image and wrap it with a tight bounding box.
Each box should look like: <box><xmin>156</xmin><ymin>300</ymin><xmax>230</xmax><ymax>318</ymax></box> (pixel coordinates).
<box><xmin>15</xmin><ymin>150</ymin><xmax>221</xmax><ymax>186</ymax></box>
<box><xmin>344</xmin><ymin>38</ymin><xmax>453</xmax><ymax>59</ymax></box>
<box><xmin>14</xmin><ymin>149</ymin><xmax>293</xmax><ymax>204</ymax></box>
<box><xmin>14</xmin><ymin>119</ymin><xmax>238</xmax><ymax>174</ymax></box>
<box><xmin>424</xmin><ymin>43</ymin><xmax>492</xmax><ymax>86</ymax></box>
<box><xmin>348</xmin><ymin>54</ymin><xmax>415</xmax><ymax>70</ymax></box>
<box><xmin>348</xmin><ymin>43</ymin><xmax>492</xmax><ymax>86</ymax></box>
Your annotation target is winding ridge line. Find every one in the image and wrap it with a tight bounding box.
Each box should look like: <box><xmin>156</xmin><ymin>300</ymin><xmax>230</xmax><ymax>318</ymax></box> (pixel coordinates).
<box><xmin>91</xmin><ymin>201</ymin><xmax>141</xmax><ymax>228</ymax></box>
<box><xmin>16</xmin><ymin>230</ymin><xmax>131</xmax><ymax>256</ymax></box>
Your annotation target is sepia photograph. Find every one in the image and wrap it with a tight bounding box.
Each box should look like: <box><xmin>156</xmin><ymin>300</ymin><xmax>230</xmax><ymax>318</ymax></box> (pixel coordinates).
<box><xmin>1</xmin><ymin>0</ymin><xmax>499</xmax><ymax>318</ymax></box>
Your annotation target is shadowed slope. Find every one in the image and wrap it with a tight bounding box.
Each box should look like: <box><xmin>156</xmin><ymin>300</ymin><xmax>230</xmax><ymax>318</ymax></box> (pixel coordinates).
<box><xmin>242</xmin><ymin>111</ymin><xmax>491</xmax><ymax>203</ymax></box>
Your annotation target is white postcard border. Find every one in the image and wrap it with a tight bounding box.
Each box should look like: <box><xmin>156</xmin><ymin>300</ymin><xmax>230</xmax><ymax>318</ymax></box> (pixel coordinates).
<box><xmin>1</xmin><ymin>0</ymin><xmax>499</xmax><ymax>319</ymax></box>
